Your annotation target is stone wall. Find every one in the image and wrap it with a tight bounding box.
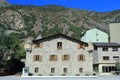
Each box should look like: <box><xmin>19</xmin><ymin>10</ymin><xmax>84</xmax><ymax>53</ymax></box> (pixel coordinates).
<box><xmin>25</xmin><ymin>37</ymin><xmax>93</xmax><ymax>76</ymax></box>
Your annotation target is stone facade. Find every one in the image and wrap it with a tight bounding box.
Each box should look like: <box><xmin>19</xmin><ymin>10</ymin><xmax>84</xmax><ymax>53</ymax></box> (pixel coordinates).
<box><xmin>25</xmin><ymin>34</ymin><xmax>93</xmax><ymax>76</ymax></box>
<box><xmin>93</xmin><ymin>43</ymin><xmax>120</xmax><ymax>75</ymax></box>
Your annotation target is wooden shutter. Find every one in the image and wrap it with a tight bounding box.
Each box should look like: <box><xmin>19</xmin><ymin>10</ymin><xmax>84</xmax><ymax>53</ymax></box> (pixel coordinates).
<box><xmin>62</xmin><ymin>55</ymin><xmax>64</xmax><ymax>61</ymax></box>
<box><xmin>39</xmin><ymin>43</ymin><xmax>42</xmax><ymax>48</ymax></box>
<box><xmin>34</xmin><ymin>44</ymin><xmax>37</xmax><ymax>48</ymax></box>
<box><xmin>55</xmin><ymin>55</ymin><xmax>57</xmax><ymax>61</ymax></box>
<box><xmin>83</xmin><ymin>55</ymin><xmax>85</xmax><ymax>61</ymax></box>
<box><xmin>78</xmin><ymin>55</ymin><xmax>80</xmax><ymax>61</ymax></box>
<box><xmin>39</xmin><ymin>55</ymin><xmax>42</xmax><ymax>61</ymax></box>
<box><xmin>78</xmin><ymin>44</ymin><xmax>80</xmax><ymax>49</ymax></box>
<box><xmin>33</xmin><ymin>55</ymin><xmax>36</xmax><ymax>61</ymax></box>
<box><xmin>83</xmin><ymin>44</ymin><xmax>85</xmax><ymax>49</ymax></box>
<box><xmin>67</xmin><ymin>55</ymin><xmax>70</xmax><ymax>61</ymax></box>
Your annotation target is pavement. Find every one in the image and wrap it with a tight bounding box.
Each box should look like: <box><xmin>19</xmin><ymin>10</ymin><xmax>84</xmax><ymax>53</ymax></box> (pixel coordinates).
<box><xmin>0</xmin><ymin>75</ymin><xmax>20</xmax><ymax>80</ymax></box>
<box><xmin>1</xmin><ymin>75</ymin><xmax>120</xmax><ymax>80</ymax></box>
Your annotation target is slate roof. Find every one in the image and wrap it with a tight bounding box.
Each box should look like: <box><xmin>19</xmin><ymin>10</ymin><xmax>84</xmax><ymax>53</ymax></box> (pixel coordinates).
<box><xmin>93</xmin><ymin>42</ymin><xmax>120</xmax><ymax>47</ymax></box>
<box><xmin>33</xmin><ymin>33</ymin><xmax>87</xmax><ymax>45</ymax></box>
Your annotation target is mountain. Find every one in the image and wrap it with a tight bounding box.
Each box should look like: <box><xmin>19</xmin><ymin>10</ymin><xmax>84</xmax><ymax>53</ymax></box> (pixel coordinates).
<box><xmin>0</xmin><ymin>3</ymin><xmax>120</xmax><ymax>40</ymax></box>
<box><xmin>0</xmin><ymin>0</ymin><xmax>10</xmax><ymax>7</ymax></box>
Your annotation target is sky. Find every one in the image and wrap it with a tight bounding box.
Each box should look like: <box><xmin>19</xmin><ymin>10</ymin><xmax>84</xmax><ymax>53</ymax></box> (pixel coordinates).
<box><xmin>7</xmin><ymin>0</ymin><xmax>120</xmax><ymax>12</ymax></box>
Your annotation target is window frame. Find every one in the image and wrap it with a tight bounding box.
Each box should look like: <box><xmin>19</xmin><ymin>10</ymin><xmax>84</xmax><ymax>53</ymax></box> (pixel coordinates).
<box><xmin>102</xmin><ymin>47</ymin><xmax>108</xmax><ymax>51</ymax></box>
<box><xmin>57</xmin><ymin>42</ymin><xmax>62</xmax><ymax>49</ymax></box>
<box><xmin>112</xmin><ymin>47</ymin><xmax>118</xmax><ymax>52</ymax></box>
<box><xmin>113</xmin><ymin>56</ymin><xmax>119</xmax><ymax>61</ymax></box>
<box><xmin>79</xmin><ymin>68</ymin><xmax>83</xmax><ymax>73</ymax></box>
<box><xmin>49</xmin><ymin>55</ymin><xmax>57</xmax><ymax>61</ymax></box>
<box><xmin>33</xmin><ymin>55</ymin><xmax>42</xmax><ymax>61</ymax></box>
<box><xmin>63</xmin><ymin>68</ymin><xmax>67</xmax><ymax>73</ymax></box>
<box><xmin>78</xmin><ymin>54</ymin><xmax>85</xmax><ymax>61</ymax></box>
<box><xmin>103</xmin><ymin>56</ymin><xmax>109</xmax><ymax>60</ymax></box>
<box><xmin>51</xmin><ymin>68</ymin><xmax>55</xmax><ymax>73</ymax></box>
<box><xmin>34</xmin><ymin>67</ymin><xmax>39</xmax><ymax>73</ymax></box>
<box><xmin>62</xmin><ymin>55</ymin><xmax>70</xmax><ymax>61</ymax></box>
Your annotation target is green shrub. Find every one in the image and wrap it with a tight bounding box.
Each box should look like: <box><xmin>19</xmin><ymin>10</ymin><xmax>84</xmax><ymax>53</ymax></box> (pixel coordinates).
<box><xmin>49</xmin><ymin>74</ymin><xmax>54</xmax><ymax>76</ymax></box>
<box><xmin>38</xmin><ymin>74</ymin><xmax>42</xmax><ymax>76</ymax></box>
<box><xmin>61</xmin><ymin>74</ymin><xmax>66</xmax><ymax>76</ymax></box>
<box><xmin>75</xmin><ymin>74</ymin><xmax>80</xmax><ymax>76</ymax></box>
<box><xmin>85</xmin><ymin>74</ymin><xmax>89</xmax><ymax>76</ymax></box>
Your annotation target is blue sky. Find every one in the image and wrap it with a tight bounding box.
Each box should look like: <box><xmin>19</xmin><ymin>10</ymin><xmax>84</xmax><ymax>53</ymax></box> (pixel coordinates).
<box><xmin>7</xmin><ymin>0</ymin><xmax>120</xmax><ymax>12</ymax></box>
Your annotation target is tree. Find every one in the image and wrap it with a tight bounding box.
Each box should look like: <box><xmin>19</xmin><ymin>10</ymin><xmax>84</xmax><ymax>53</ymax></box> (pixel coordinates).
<box><xmin>115</xmin><ymin>61</ymin><xmax>120</xmax><ymax>75</ymax></box>
<box><xmin>0</xmin><ymin>30</ymin><xmax>26</xmax><ymax>73</ymax></box>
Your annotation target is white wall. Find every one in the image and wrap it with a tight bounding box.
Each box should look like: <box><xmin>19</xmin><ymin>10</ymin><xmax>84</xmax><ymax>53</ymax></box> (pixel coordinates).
<box><xmin>81</xmin><ymin>28</ymin><xmax>108</xmax><ymax>43</ymax></box>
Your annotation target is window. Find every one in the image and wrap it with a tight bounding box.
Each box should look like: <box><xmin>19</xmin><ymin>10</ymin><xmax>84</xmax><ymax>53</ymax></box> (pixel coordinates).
<box><xmin>102</xmin><ymin>66</ymin><xmax>116</xmax><ymax>73</ymax></box>
<box><xmin>33</xmin><ymin>55</ymin><xmax>42</xmax><ymax>61</ymax></box>
<box><xmin>102</xmin><ymin>47</ymin><xmax>108</xmax><ymax>51</ymax></box>
<box><xmin>62</xmin><ymin>55</ymin><xmax>70</xmax><ymax>61</ymax></box>
<box><xmin>78</xmin><ymin>54</ymin><xmax>85</xmax><ymax>61</ymax></box>
<box><xmin>51</xmin><ymin>68</ymin><xmax>55</xmax><ymax>73</ymax></box>
<box><xmin>79</xmin><ymin>68</ymin><xmax>83</xmax><ymax>73</ymax></box>
<box><xmin>49</xmin><ymin>55</ymin><xmax>57</xmax><ymax>61</ymax></box>
<box><xmin>34</xmin><ymin>43</ymin><xmax>42</xmax><ymax>48</ymax></box>
<box><xmin>103</xmin><ymin>56</ymin><xmax>109</xmax><ymax>60</ymax></box>
<box><xmin>35</xmin><ymin>67</ymin><xmax>39</xmax><ymax>73</ymax></box>
<box><xmin>57</xmin><ymin>42</ymin><xmax>62</xmax><ymax>49</ymax></box>
<box><xmin>112</xmin><ymin>47</ymin><xmax>118</xmax><ymax>51</ymax></box>
<box><xmin>63</xmin><ymin>68</ymin><xmax>67</xmax><ymax>73</ymax></box>
<box><xmin>113</xmin><ymin>56</ymin><xmax>119</xmax><ymax>61</ymax></box>
<box><xmin>96</xmin><ymin>39</ymin><xmax>99</xmax><ymax>41</ymax></box>
<box><xmin>78</xmin><ymin>43</ymin><xmax>85</xmax><ymax>49</ymax></box>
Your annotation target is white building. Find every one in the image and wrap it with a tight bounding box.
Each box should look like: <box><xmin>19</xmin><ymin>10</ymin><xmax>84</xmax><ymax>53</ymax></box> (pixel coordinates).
<box><xmin>81</xmin><ymin>28</ymin><xmax>109</xmax><ymax>43</ymax></box>
<box><xmin>24</xmin><ymin>34</ymin><xmax>93</xmax><ymax>76</ymax></box>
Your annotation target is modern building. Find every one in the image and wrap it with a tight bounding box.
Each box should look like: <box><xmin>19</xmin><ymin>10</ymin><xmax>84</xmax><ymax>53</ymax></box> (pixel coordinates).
<box><xmin>81</xmin><ymin>28</ymin><xmax>109</xmax><ymax>43</ymax></box>
<box><xmin>24</xmin><ymin>34</ymin><xmax>93</xmax><ymax>76</ymax></box>
<box><xmin>109</xmin><ymin>23</ymin><xmax>120</xmax><ymax>43</ymax></box>
<box><xmin>93</xmin><ymin>43</ymin><xmax>120</xmax><ymax>75</ymax></box>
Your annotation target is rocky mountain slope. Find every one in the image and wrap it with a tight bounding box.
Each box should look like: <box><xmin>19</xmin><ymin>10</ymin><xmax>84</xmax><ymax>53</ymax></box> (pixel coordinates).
<box><xmin>0</xmin><ymin>0</ymin><xmax>10</xmax><ymax>7</ymax></box>
<box><xmin>0</xmin><ymin>3</ymin><xmax>120</xmax><ymax>40</ymax></box>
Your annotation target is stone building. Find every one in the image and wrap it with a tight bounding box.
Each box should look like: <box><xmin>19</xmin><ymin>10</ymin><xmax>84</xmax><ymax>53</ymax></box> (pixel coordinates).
<box><xmin>25</xmin><ymin>34</ymin><xmax>93</xmax><ymax>76</ymax></box>
<box><xmin>93</xmin><ymin>43</ymin><xmax>120</xmax><ymax>75</ymax></box>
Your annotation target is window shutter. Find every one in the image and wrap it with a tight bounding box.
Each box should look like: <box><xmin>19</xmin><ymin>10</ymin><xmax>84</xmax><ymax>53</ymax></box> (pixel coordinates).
<box><xmin>34</xmin><ymin>44</ymin><xmax>37</xmax><ymax>48</ymax></box>
<box><xmin>55</xmin><ymin>55</ymin><xmax>57</xmax><ymax>61</ymax></box>
<box><xmin>83</xmin><ymin>55</ymin><xmax>85</xmax><ymax>61</ymax></box>
<box><xmin>39</xmin><ymin>55</ymin><xmax>42</xmax><ymax>61</ymax></box>
<box><xmin>78</xmin><ymin>55</ymin><xmax>80</xmax><ymax>61</ymax></box>
<box><xmin>62</xmin><ymin>55</ymin><xmax>64</xmax><ymax>61</ymax></box>
<box><xmin>78</xmin><ymin>44</ymin><xmax>80</xmax><ymax>49</ymax></box>
<box><xmin>33</xmin><ymin>55</ymin><xmax>36</xmax><ymax>61</ymax></box>
<box><xmin>39</xmin><ymin>43</ymin><xmax>42</xmax><ymax>48</ymax></box>
<box><xmin>67</xmin><ymin>55</ymin><xmax>70</xmax><ymax>61</ymax></box>
<box><xmin>83</xmin><ymin>44</ymin><xmax>85</xmax><ymax>49</ymax></box>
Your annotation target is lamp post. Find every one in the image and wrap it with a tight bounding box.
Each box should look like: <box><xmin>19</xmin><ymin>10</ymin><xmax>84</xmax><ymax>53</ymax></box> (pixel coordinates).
<box><xmin>24</xmin><ymin>39</ymin><xmax>32</xmax><ymax>53</ymax></box>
